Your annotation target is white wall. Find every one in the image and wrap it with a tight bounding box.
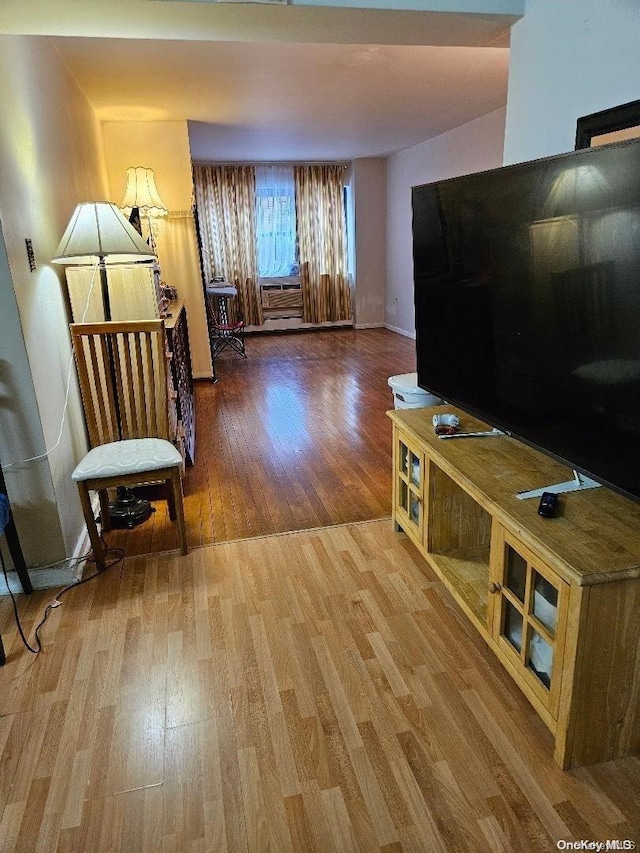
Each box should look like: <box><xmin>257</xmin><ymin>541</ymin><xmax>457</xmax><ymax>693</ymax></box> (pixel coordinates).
<box><xmin>386</xmin><ymin>0</ymin><xmax>640</xmax><ymax>341</ymax></box>
<box><xmin>102</xmin><ymin>121</ymin><xmax>212</xmax><ymax>379</ymax></box>
<box><xmin>385</xmin><ymin>107</ymin><xmax>506</xmax><ymax>336</ymax></box>
<box><xmin>504</xmin><ymin>0</ymin><xmax>640</xmax><ymax>164</ymax></box>
<box><xmin>0</xmin><ymin>35</ymin><xmax>108</xmax><ymax>568</ymax></box>
<box><xmin>352</xmin><ymin>158</ymin><xmax>386</xmax><ymax>328</ymax></box>
<box><xmin>0</xmin><ymin>222</ymin><xmax>62</xmax><ymax>571</ymax></box>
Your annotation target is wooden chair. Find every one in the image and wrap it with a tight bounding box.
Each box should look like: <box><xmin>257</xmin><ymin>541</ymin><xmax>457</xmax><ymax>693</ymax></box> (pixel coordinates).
<box><xmin>70</xmin><ymin>320</ymin><xmax>187</xmax><ymax>569</ymax></box>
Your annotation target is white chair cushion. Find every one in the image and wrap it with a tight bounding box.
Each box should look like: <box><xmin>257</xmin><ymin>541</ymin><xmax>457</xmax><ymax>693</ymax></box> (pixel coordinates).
<box><xmin>72</xmin><ymin>438</ymin><xmax>182</xmax><ymax>482</ymax></box>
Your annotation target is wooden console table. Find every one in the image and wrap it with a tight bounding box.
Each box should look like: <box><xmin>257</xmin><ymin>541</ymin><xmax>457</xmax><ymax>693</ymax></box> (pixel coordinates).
<box><xmin>165</xmin><ymin>301</ymin><xmax>195</xmax><ymax>466</ymax></box>
<box><xmin>388</xmin><ymin>405</ymin><xmax>640</xmax><ymax>768</ymax></box>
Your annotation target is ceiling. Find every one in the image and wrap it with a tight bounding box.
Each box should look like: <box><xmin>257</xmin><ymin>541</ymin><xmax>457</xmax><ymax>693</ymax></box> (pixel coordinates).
<box><xmin>1</xmin><ymin>1</ymin><xmax>516</xmax><ymax>163</ymax></box>
<box><xmin>53</xmin><ymin>36</ymin><xmax>509</xmax><ymax>161</ymax></box>
<box><xmin>8</xmin><ymin>2</ymin><xmax>517</xmax><ymax>161</ymax></box>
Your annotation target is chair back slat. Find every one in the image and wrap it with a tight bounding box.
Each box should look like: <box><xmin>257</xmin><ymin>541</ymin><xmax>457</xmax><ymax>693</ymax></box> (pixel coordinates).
<box><xmin>86</xmin><ymin>336</ymin><xmax>104</xmax><ymax>441</ymax></box>
<box><xmin>97</xmin><ymin>336</ymin><xmax>120</xmax><ymax>443</ymax></box>
<box><xmin>71</xmin><ymin>320</ymin><xmax>171</xmax><ymax>447</ymax></box>
<box><xmin>109</xmin><ymin>334</ymin><xmax>130</xmax><ymax>437</ymax></box>
<box><xmin>143</xmin><ymin>332</ymin><xmax>157</xmax><ymax>436</ymax></box>
<box><xmin>86</xmin><ymin>334</ymin><xmax>111</xmax><ymax>446</ymax></box>
<box><xmin>121</xmin><ymin>333</ymin><xmax>139</xmax><ymax>436</ymax></box>
<box><xmin>133</xmin><ymin>334</ymin><xmax>146</xmax><ymax>435</ymax></box>
<box><xmin>72</xmin><ymin>333</ymin><xmax>119</xmax><ymax>446</ymax></box>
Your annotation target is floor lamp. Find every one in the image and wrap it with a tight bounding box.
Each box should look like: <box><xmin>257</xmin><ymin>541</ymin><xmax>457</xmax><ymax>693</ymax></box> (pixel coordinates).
<box><xmin>121</xmin><ymin>166</ymin><xmax>168</xmax><ymax>254</ymax></box>
<box><xmin>53</xmin><ymin>201</ymin><xmax>158</xmax><ymax>528</ymax></box>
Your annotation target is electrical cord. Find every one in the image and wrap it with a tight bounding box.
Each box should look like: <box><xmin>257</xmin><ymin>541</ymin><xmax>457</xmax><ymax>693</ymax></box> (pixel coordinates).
<box><xmin>3</xmin><ymin>260</ymin><xmax>100</xmax><ymax>471</ymax></box>
<box><xmin>0</xmin><ymin>539</ymin><xmax>124</xmax><ymax>658</ymax></box>
<box><xmin>1</xmin><ymin>547</ymin><xmax>39</xmax><ymax>654</ymax></box>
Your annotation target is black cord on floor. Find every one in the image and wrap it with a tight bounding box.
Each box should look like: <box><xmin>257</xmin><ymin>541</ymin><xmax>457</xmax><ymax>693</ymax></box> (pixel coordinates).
<box><xmin>1</xmin><ymin>548</ymin><xmax>39</xmax><ymax>654</ymax></box>
<box><xmin>0</xmin><ymin>541</ymin><xmax>125</xmax><ymax>658</ymax></box>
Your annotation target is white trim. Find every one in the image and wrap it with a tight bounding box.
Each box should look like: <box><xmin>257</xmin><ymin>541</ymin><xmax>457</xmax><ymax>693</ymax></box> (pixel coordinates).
<box><xmin>354</xmin><ymin>322</ymin><xmax>384</xmax><ymax>330</ymax></box>
<box><xmin>384</xmin><ymin>323</ymin><xmax>416</xmax><ymax>340</ymax></box>
<box><xmin>0</xmin><ymin>495</ymin><xmax>98</xmax><ymax>595</ymax></box>
<box><xmin>69</xmin><ymin>504</ymin><xmax>94</xmax><ymax>579</ymax></box>
<box><xmin>245</xmin><ymin>318</ymin><xmax>353</xmax><ymax>333</ymax></box>
<box><xmin>2</xmin><ymin>565</ymin><xmax>78</xmax><ymax>595</ymax></box>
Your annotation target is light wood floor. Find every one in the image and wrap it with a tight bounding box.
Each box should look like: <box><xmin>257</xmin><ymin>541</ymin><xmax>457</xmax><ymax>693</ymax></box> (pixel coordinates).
<box><xmin>1</xmin><ymin>520</ymin><xmax>639</xmax><ymax>851</ymax></box>
<box><xmin>107</xmin><ymin>327</ymin><xmax>416</xmax><ymax>557</ymax></box>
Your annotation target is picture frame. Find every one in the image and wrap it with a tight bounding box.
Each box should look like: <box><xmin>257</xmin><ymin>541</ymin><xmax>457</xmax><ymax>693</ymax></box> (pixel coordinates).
<box><xmin>575</xmin><ymin>98</ymin><xmax>640</xmax><ymax>149</ymax></box>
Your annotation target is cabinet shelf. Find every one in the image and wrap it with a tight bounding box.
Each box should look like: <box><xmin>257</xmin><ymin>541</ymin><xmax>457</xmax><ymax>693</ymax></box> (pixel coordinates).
<box><xmin>428</xmin><ymin>545</ymin><xmax>490</xmax><ymax>627</ymax></box>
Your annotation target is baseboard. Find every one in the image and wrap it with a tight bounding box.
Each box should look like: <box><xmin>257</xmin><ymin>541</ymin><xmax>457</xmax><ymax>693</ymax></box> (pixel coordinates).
<box><xmin>245</xmin><ymin>318</ymin><xmax>353</xmax><ymax>334</ymax></box>
<box><xmin>354</xmin><ymin>322</ymin><xmax>384</xmax><ymax>330</ymax></box>
<box><xmin>2</xmin><ymin>559</ymin><xmax>80</xmax><ymax>595</ymax></box>
<box><xmin>70</xmin><ymin>500</ymin><xmax>96</xmax><ymax>579</ymax></box>
<box><xmin>384</xmin><ymin>323</ymin><xmax>416</xmax><ymax>340</ymax></box>
<box><xmin>0</xmin><ymin>495</ymin><xmax>98</xmax><ymax>596</ymax></box>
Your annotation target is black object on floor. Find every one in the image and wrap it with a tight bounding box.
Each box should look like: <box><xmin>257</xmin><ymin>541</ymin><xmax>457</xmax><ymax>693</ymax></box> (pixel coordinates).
<box><xmin>104</xmin><ymin>487</ymin><xmax>155</xmax><ymax>530</ymax></box>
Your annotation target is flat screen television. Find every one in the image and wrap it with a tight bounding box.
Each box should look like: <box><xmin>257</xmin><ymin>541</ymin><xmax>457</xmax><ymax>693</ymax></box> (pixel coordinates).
<box><xmin>412</xmin><ymin>137</ymin><xmax>640</xmax><ymax>502</ymax></box>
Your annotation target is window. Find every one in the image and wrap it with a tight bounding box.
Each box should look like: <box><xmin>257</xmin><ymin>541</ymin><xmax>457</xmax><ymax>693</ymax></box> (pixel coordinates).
<box><xmin>255</xmin><ymin>165</ymin><xmax>298</xmax><ymax>277</ymax></box>
<box><xmin>193</xmin><ymin>161</ymin><xmax>351</xmax><ymax>325</ymax></box>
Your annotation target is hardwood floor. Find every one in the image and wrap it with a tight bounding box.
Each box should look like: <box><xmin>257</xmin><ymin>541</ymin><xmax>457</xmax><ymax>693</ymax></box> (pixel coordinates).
<box><xmin>108</xmin><ymin>327</ymin><xmax>416</xmax><ymax>557</ymax></box>
<box><xmin>2</xmin><ymin>328</ymin><xmax>638</xmax><ymax>851</ymax></box>
<box><xmin>0</xmin><ymin>520</ymin><xmax>638</xmax><ymax>851</ymax></box>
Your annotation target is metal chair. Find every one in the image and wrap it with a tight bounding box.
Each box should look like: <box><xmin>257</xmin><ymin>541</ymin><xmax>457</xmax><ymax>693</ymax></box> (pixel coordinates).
<box><xmin>205</xmin><ymin>283</ymin><xmax>246</xmax><ymax>361</ymax></box>
<box><xmin>70</xmin><ymin>320</ymin><xmax>187</xmax><ymax>569</ymax></box>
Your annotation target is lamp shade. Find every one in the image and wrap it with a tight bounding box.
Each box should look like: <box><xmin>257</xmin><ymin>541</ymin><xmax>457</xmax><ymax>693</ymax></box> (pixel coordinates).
<box><xmin>52</xmin><ymin>201</ymin><xmax>156</xmax><ymax>265</ymax></box>
<box><xmin>121</xmin><ymin>167</ymin><xmax>168</xmax><ymax>218</ymax></box>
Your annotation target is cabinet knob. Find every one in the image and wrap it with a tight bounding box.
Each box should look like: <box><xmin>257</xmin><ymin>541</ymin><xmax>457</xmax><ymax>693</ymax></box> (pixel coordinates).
<box><xmin>488</xmin><ymin>582</ymin><xmax>502</xmax><ymax>594</ymax></box>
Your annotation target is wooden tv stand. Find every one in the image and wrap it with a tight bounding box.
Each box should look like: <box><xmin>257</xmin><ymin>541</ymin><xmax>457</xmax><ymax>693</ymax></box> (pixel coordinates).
<box><xmin>388</xmin><ymin>405</ymin><xmax>640</xmax><ymax>768</ymax></box>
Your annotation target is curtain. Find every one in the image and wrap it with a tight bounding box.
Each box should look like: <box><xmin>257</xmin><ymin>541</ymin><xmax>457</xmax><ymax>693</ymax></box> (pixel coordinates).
<box><xmin>192</xmin><ymin>164</ymin><xmax>263</xmax><ymax>326</ymax></box>
<box><xmin>255</xmin><ymin>165</ymin><xmax>298</xmax><ymax>277</ymax></box>
<box><xmin>294</xmin><ymin>164</ymin><xmax>351</xmax><ymax>324</ymax></box>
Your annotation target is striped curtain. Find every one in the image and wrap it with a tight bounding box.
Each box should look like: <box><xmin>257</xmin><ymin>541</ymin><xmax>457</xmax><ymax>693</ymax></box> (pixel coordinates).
<box><xmin>192</xmin><ymin>164</ymin><xmax>263</xmax><ymax>326</ymax></box>
<box><xmin>294</xmin><ymin>165</ymin><xmax>351</xmax><ymax>324</ymax></box>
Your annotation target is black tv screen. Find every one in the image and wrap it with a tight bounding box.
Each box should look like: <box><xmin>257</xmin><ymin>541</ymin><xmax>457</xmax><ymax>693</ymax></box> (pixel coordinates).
<box><xmin>412</xmin><ymin>137</ymin><xmax>640</xmax><ymax>502</ymax></box>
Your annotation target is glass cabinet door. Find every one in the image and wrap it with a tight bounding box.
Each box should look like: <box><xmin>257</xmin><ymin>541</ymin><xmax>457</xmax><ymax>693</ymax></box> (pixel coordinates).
<box><xmin>490</xmin><ymin>530</ymin><xmax>567</xmax><ymax>716</ymax></box>
<box><xmin>395</xmin><ymin>434</ymin><xmax>424</xmax><ymax>541</ymax></box>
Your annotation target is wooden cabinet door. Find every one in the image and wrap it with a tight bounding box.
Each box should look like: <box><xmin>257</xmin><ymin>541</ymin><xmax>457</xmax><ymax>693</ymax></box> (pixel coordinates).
<box><xmin>489</xmin><ymin>526</ymin><xmax>569</xmax><ymax>721</ymax></box>
<box><xmin>393</xmin><ymin>430</ymin><xmax>425</xmax><ymax>545</ymax></box>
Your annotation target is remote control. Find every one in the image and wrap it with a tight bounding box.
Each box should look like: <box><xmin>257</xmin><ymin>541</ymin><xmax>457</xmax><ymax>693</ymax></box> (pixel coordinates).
<box><xmin>538</xmin><ymin>491</ymin><xmax>559</xmax><ymax>518</ymax></box>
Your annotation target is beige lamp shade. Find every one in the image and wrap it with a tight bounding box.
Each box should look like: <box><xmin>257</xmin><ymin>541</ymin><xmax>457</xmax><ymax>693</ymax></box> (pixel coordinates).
<box><xmin>52</xmin><ymin>201</ymin><xmax>156</xmax><ymax>265</ymax></box>
<box><xmin>121</xmin><ymin>167</ymin><xmax>168</xmax><ymax>218</ymax></box>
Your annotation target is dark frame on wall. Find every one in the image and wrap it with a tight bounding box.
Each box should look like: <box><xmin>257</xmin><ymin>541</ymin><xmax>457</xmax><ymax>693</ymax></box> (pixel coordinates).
<box><xmin>575</xmin><ymin>99</ymin><xmax>640</xmax><ymax>150</ymax></box>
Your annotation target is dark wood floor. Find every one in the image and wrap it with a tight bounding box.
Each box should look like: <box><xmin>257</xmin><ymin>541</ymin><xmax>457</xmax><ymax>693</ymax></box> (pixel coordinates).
<box><xmin>108</xmin><ymin>328</ymin><xmax>416</xmax><ymax>557</ymax></box>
